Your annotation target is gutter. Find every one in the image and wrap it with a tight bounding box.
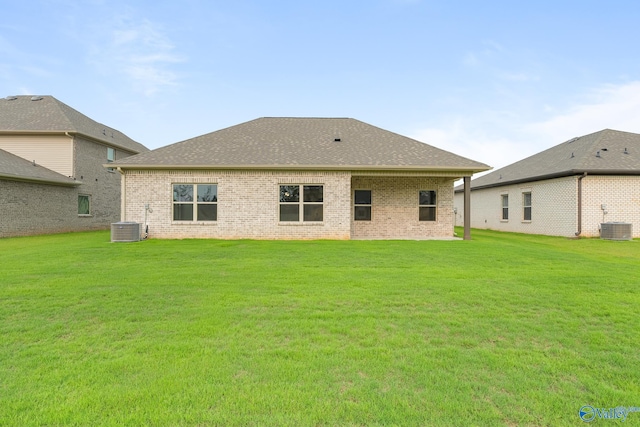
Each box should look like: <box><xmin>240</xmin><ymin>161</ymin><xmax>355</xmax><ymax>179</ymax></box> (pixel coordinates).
<box><xmin>0</xmin><ymin>173</ymin><xmax>80</xmax><ymax>187</ymax></box>
<box><xmin>455</xmin><ymin>169</ymin><xmax>640</xmax><ymax>193</ymax></box>
<box><xmin>65</xmin><ymin>131</ymin><xmax>74</xmax><ymax>175</ymax></box>
<box><xmin>107</xmin><ymin>164</ymin><xmax>492</xmax><ymax>174</ymax></box>
<box><xmin>575</xmin><ymin>172</ymin><xmax>587</xmax><ymax>237</ymax></box>
<box><xmin>0</xmin><ymin>130</ymin><xmax>146</xmax><ymax>155</ymax></box>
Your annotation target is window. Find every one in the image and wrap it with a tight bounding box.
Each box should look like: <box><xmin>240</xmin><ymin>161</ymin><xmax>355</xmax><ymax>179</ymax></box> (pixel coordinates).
<box><xmin>78</xmin><ymin>194</ymin><xmax>90</xmax><ymax>215</ymax></box>
<box><xmin>279</xmin><ymin>185</ymin><xmax>323</xmax><ymax>222</ymax></box>
<box><xmin>173</xmin><ymin>184</ymin><xmax>217</xmax><ymax>221</ymax></box>
<box><xmin>501</xmin><ymin>194</ymin><xmax>509</xmax><ymax>220</ymax></box>
<box><xmin>354</xmin><ymin>190</ymin><xmax>372</xmax><ymax>221</ymax></box>
<box><xmin>419</xmin><ymin>190</ymin><xmax>437</xmax><ymax>221</ymax></box>
<box><xmin>106</xmin><ymin>147</ymin><xmax>116</xmax><ymax>172</ymax></box>
<box><xmin>523</xmin><ymin>192</ymin><xmax>532</xmax><ymax>221</ymax></box>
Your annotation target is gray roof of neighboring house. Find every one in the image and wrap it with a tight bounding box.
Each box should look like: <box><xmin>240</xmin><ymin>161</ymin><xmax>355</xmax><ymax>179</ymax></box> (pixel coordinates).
<box><xmin>0</xmin><ymin>148</ymin><xmax>79</xmax><ymax>186</ymax></box>
<box><xmin>457</xmin><ymin>129</ymin><xmax>640</xmax><ymax>191</ymax></box>
<box><xmin>111</xmin><ymin>117</ymin><xmax>491</xmax><ymax>173</ymax></box>
<box><xmin>0</xmin><ymin>95</ymin><xmax>147</xmax><ymax>154</ymax></box>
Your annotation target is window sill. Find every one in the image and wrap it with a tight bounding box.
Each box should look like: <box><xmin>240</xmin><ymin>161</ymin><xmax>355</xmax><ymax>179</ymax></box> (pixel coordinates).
<box><xmin>500</xmin><ymin>220</ymin><xmax>509</xmax><ymax>223</ymax></box>
<box><xmin>171</xmin><ymin>221</ymin><xmax>218</xmax><ymax>226</ymax></box>
<box><xmin>78</xmin><ymin>214</ymin><xmax>92</xmax><ymax>217</ymax></box>
<box><xmin>278</xmin><ymin>222</ymin><xmax>324</xmax><ymax>226</ymax></box>
<box><xmin>521</xmin><ymin>220</ymin><xmax>532</xmax><ymax>223</ymax></box>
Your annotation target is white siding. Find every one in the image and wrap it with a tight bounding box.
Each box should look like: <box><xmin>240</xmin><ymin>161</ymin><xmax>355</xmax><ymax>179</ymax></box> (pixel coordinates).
<box><xmin>454</xmin><ymin>176</ymin><xmax>578</xmax><ymax>237</ymax></box>
<box><xmin>0</xmin><ymin>135</ymin><xmax>74</xmax><ymax>177</ymax></box>
<box><xmin>454</xmin><ymin>175</ymin><xmax>640</xmax><ymax>238</ymax></box>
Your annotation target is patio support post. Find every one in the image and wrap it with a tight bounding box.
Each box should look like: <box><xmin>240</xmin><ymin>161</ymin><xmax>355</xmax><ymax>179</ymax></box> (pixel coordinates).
<box><xmin>575</xmin><ymin>172</ymin><xmax>587</xmax><ymax>237</ymax></box>
<box><xmin>463</xmin><ymin>176</ymin><xmax>471</xmax><ymax>240</ymax></box>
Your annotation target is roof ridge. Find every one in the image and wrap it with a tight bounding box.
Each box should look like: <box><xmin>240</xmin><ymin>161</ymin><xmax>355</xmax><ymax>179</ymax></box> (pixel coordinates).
<box><xmin>111</xmin><ymin>117</ymin><xmax>490</xmax><ymax>172</ymax></box>
<box><xmin>465</xmin><ymin>128</ymin><xmax>640</xmax><ymax>190</ymax></box>
<box><xmin>575</xmin><ymin>129</ymin><xmax>606</xmax><ymax>170</ymax></box>
<box><xmin>46</xmin><ymin>96</ymin><xmax>79</xmax><ymax>132</ymax></box>
<box><xmin>259</xmin><ymin>117</ymin><xmax>353</xmax><ymax>119</ymax></box>
<box><xmin>572</xmin><ymin>129</ymin><xmax>633</xmax><ymax>170</ymax></box>
<box><xmin>48</xmin><ymin>96</ymin><xmax>117</xmax><ymax>134</ymax></box>
<box><xmin>1</xmin><ymin>95</ymin><xmax>148</xmax><ymax>153</ymax></box>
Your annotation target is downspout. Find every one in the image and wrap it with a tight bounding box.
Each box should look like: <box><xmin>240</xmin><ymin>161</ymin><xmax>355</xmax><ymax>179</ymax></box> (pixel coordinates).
<box><xmin>575</xmin><ymin>172</ymin><xmax>587</xmax><ymax>237</ymax></box>
<box><xmin>463</xmin><ymin>176</ymin><xmax>471</xmax><ymax>240</ymax></box>
<box><xmin>118</xmin><ymin>167</ymin><xmax>126</xmax><ymax>221</ymax></box>
<box><xmin>65</xmin><ymin>132</ymin><xmax>74</xmax><ymax>177</ymax></box>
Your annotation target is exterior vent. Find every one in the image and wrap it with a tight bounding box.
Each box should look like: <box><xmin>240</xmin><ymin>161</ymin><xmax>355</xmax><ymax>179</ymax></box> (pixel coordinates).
<box><xmin>111</xmin><ymin>222</ymin><xmax>141</xmax><ymax>242</ymax></box>
<box><xmin>600</xmin><ymin>222</ymin><xmax>632</xmax><ymax>241</ymax></box>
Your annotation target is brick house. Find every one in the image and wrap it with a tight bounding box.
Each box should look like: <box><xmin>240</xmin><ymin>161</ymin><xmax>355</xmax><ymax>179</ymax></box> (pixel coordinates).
<box><xmin>110</xmin><ymin>117</ymin><xmax>490</xmax><ymax>240</ymax></box>
<box><xmin>0</xmin><ymin>95</ymin><xmax>148</xmax><ymax>238</ymax></box>
<box><xmin>453</xmin><ymin>129</ymin><xmax>640</xmax><ymax>238</ymax></box>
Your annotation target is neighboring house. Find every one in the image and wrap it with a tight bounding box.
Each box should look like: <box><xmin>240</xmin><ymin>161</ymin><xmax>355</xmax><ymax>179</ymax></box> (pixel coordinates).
<box><xmin>0</xmin><ymin>95</ymin><xmax>148</xmax><ymax>238</ymax></box>
<box><xmin>110</xmin><ymin>117</ymin><xmax>490</xmax><ymax>240</ymax></box>
<box><xmin>453</xmin><ymin>129</ymin><xmax>640</xmax><ymax>238</ymax></box>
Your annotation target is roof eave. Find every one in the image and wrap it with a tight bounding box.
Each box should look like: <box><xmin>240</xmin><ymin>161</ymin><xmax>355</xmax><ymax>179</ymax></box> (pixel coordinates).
<box><xmin>0</xmin><ymin>130</ymin><xmax>143</xmax><ymax>154</ymax></box>
<box><xmin>456</xmin><ymin>168</ymin><xmax>640</xmax><ymax>192</ymax></box>
<box><xmin>0</xmin><ymin>172</ymin><xmax>81</xmax><ymax>187</ymax></box>
<box><xmin>109</xmin><ymin>163</ymin><xmax>492</xmax><ymax>174</ymax></box>
<box><xmin>0</xmin><ymin>130</ymin><xmax>68</xmax><ymax>137</ymax></box>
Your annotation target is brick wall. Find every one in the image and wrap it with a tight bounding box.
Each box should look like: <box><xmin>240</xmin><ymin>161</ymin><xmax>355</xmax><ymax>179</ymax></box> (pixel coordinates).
<box><xmin>0</xmin><ymin>180</ymin><xmax>78</xmax><ymax>238</ymax></box>
<box><xmin>582</xmin><ymin>176</ymin><xmax>640</xmax><ymax>237</ymax></box>
<box><xmin>122</xmin><ymin>170</ymin><xmax>352</xmax><ymax>239</ymax></box>
<box><xmin>0</xmin><ymin>137</ymin><xmax>137</xmax><ymax>238</ymax></box>
<box><xmin>454</xmin><ymin>175</ymin><xmax>640</xmax><ymax>238</ymax></box>
<box><xmin>351</xmin><ymin>176</ymin><xmax>455</xmax><ymax>239</ymax></box>
<box><xmin>122</xmin><ymin>170</ymin><xmax>457</xmax><ymax>240</ymax></box>
<box><xmin>73</xmin><ymin>137</ymin><xmax>129</xmax><ymax>230</ymax></box>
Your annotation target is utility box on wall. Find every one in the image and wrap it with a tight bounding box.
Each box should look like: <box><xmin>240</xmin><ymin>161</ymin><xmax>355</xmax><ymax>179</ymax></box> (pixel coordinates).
<box><xmin>600</xmin><ymin>222</ymin><xmax>632</xmax><ymax>241</ymax></box>
<box><xmin>111</xmin><ymin>222</ymin><xmax>141</xmax><ymax>242</ymax></box>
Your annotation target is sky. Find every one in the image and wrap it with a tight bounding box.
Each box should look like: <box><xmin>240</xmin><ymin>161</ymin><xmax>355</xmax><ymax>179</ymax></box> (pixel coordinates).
<box><xmin>3</xmin><ymin>0</ymin><xmax>640</xmax><ymax>173</ymax></box>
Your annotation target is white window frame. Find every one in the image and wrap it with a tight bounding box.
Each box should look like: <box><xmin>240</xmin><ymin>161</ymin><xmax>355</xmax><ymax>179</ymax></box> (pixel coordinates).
<box><xmin>172</xmin><ymin>184</ymin><xmax>218</xmax><ymax>222</ymax></box>
<box><xmin>78</xmin><ymin>194</ymin><xmax>91</xmax><ymax>216</ymax></box>
<box><xmin>107</xmin><ymin>147</ymin><xmax>116</xmax><ymax>172</ymax></box>
<box><xmin>523</xmin><ymin>192</ymin><xmax>532</xmax><ymax>221</ymax></box>
<box><xmin>501</xmin><ymin>194</ymin><xmax>509</xmax><ymax>221</ymax></box>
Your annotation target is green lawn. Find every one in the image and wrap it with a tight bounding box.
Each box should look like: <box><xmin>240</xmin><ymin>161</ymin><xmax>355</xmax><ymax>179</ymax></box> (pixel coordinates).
<box><xmin>1</xmin><ymin>229</ymin><xmax>639</xmax><ymax>426</ymax></box>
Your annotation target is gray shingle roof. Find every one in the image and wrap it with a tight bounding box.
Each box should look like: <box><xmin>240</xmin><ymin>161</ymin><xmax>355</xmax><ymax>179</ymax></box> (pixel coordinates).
<box><xmin>111</xmin><ymin>117</ymin><xmax>490</xmax><ymax>172</ymax></box>
<box><xmin>0</xmin><ymin>95</ymin><xmax>147</xmax><ymax>154</ymax></box>
<box><xmin>0</xmin><ymin>148</ymin><xmax>78</xmax><ymax>186</ymax></box>
<box><xmin>460</xmin><ymin>129</ymin><xmax>640</xmax><ymax>191</ymax></box>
